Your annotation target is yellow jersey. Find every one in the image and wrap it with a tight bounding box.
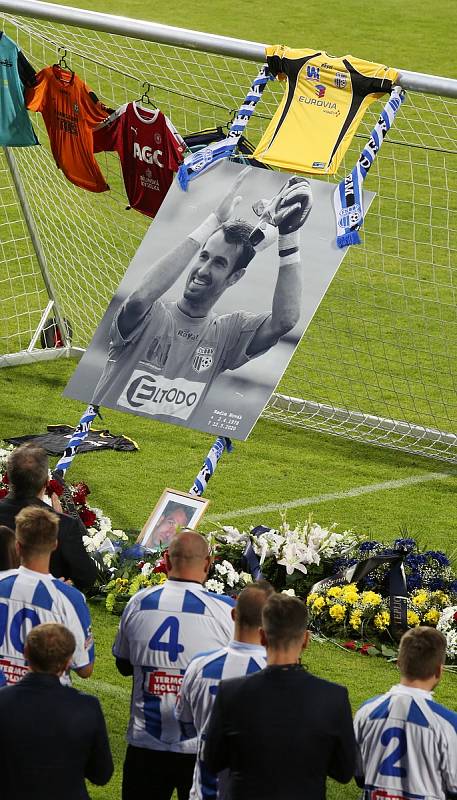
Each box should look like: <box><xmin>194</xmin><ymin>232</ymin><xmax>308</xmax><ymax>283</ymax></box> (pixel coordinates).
<box><xmin>253</xmin><ymin>45</ymin><xmax>398</xmax><ymax>175</ymax></box>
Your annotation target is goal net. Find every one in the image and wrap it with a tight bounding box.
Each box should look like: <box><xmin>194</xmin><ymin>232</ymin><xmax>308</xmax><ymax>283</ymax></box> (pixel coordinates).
<box><xmin>1</xmin><ymin>5</ymin><xmax>457</xmax><ymax>462</ymax></box>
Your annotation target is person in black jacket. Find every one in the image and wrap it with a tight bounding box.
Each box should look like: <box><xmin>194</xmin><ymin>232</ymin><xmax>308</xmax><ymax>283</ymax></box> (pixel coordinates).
<box><xmin>0</xmin><ymin>443</ymin><xmax>97</xmax><ymax>589</ymax></box>
<box><xmin>204</xmin><ymin>593</ymin><xmax>356</xmax><ymax>800</ymax></box>
<box><xmin>0</xmin><ymin>622</ymin><xmax>113</xmax><ymax>800</ymax></box>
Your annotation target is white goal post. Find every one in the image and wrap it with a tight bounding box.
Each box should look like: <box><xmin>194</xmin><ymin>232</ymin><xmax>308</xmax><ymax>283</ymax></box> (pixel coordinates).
<box><xmin>1</xmin><ymin>0</ymin><xmax>457</xmax><ymax>463</ymax></box>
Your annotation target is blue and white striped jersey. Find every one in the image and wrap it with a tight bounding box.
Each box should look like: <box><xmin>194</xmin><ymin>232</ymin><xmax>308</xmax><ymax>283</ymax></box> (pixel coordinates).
<box><xmin>354</xmin><ymin>684</ymin><xmax>457</xmax><ymax>800</ymax></box>
<box><xmin>176</xmin><ymin>640</ymin><xmax>266</xmax><ymax>800</ymax></box>
<box><xmin>113</xmin><ymin>579</ymin><xmax>234</xmax><ymax>753</ymax></box>
<box><xmin>0</xmin><ymin>566</ymin><xmax>94</xmax><ymax>685</ymax></box>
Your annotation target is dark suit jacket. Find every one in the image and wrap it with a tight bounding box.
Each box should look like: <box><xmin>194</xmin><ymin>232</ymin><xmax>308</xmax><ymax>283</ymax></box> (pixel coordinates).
<box><xmin>0</xmin><ymin>672</ymin><xmax>113</xmax><ymax>800</ymax></box>
<box><xmin>0</xmin><ymin>495</ymin><xmax>98</xmax><ymax>589</ymax></box>
<box><xmin>204</xmin><ymin>664</ymin><xmax>356</xmax><ymax>800</ymax></box>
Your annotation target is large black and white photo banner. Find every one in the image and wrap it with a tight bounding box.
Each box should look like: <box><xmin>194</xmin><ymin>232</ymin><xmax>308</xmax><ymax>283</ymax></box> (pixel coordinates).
<box><xmin>65</xmin><ymin>160</ymin><xmax>374</xmax><ymax>439</ymax></box>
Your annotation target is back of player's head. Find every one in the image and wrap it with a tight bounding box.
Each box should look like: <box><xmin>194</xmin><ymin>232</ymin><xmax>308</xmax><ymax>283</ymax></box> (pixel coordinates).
<box><xmin>0</xmin><ymin>525</ymin><xmax>19</xmax><ymax>570</ymax></box>
<box><xmin>25</xmin><ymin>623</ymin><xmax>75</xmax><ymax>674</ymax></box>
<box><xmin>7</xmin><ymin>443</ymin><xmax>49</xmax><ymax>496</ymax></box>
<box><xmin>167</xmin><ymin>530</ymin><xmax>209</xmax><ymax>567</ymax></box>
<box><xmin>220</xmin><ymin>220</ymin><xmax>256</xmax><ymax>274</ymax></box>
<box><xmin>15</xmin><ymin>506</ymin><xmax>59</xmax><ymax>558</ymax></box>
<box><xmin>262</xmin><ymin>593</ymin><xmax>308</xmax><ymax>649</ymax></box>
<box><xmin>398</xmin><ymin>626</ymin><xmax>447</xmax><ymax>680</ymax></box>
<box><xmin>236</xmin><ymin>581</ymin><xmax>275</xmax><ymax>629</ymax></box>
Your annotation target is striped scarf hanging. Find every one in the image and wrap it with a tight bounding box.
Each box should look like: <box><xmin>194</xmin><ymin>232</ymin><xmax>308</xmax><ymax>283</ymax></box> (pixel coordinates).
<box><xmin>334</xmin><ymin>86</ymin><xmax>406</xmax><ymax>248</ymax></box>
<box><xmin>177</xmin><ymin>64</ymin><xmax>273</xmax><ymax>190</ymax></box>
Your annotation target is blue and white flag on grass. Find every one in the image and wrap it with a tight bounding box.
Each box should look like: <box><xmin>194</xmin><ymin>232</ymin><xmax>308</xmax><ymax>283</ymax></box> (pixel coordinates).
<box><xmin>334</xmin><ymin>86</ymin><xmax>406</xmax><ymax>248</ymax></box>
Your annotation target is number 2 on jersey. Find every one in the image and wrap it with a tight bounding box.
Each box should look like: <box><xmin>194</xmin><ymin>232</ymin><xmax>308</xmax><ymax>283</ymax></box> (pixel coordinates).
<box><xmin>378</xmin><ymin>727</ymin><xmax>407</xmax><ymax>778</ymax></box>
<box><xmin>148</xmin><ymin>616</ymin><xmax>184</xmax><ymax>663</ymax></box>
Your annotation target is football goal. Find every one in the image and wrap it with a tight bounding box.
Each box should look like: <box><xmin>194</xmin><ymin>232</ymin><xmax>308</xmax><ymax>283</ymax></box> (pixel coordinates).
<box><xmin>1</xmin><ymin>0</ymin><xmax>457</xmax><ymax>463</ymax></box>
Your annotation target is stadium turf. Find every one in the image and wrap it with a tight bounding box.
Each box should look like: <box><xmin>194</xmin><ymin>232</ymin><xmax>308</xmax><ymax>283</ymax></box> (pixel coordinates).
<box><xmin>1</xmin><ymin>0</ymin><xmax>457</xmax><ymax>797</ymax></box>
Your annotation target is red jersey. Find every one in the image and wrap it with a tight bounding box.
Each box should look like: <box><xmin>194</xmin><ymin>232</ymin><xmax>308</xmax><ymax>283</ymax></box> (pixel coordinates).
<box><xmin>26</xmin><ymin>65</ymin><xmax>109</xmax><ymax>192</ymax></box>
<box><xmin>93</xmin><ymin>101</ymin><xmax>185</xmax><ymax>217</ymax></box>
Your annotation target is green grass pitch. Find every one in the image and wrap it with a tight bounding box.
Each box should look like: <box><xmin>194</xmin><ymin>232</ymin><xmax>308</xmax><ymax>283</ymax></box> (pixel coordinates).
<box><xmin>1</xmin><ymin>1</ymin><xmax>457</xmax><ymax>797</ymax></box>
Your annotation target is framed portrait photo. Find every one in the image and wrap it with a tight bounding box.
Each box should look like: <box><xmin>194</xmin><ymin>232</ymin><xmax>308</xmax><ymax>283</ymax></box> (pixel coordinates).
<box><xmin>137</xmin><ymin>488</ymin><xmax>210</xmax><ymax>549</ymax></box>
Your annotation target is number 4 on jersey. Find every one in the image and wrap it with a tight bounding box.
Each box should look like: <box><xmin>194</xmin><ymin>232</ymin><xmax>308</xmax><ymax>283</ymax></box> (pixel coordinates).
<box><xmin>149</xmin><ymin>616</ymin><xmax>184</xmax><ymax>663</ymax></box>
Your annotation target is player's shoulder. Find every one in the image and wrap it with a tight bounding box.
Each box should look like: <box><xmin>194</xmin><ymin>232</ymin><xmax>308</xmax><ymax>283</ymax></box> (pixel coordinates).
<box><xmin>354</xmin><ymin>691</ymin><xmax>389</xmax><ymax>722</ymax></box>
<box><xmin>125</xmin><ymin>583</ymin><xmax>165</xmax><ymax>613</ymax></box>
<box><xmin>0</xmin><ymin>569</ymin><xmax>19</xmax><ymax>596</ymax></box>
<box><xmin>186</xmin><ymin>646</ymin><xmax>229</xmax><ymax>676</ymax></box>
<box><xmin>199</xmin><ymin>588</ymin><xmax>236</xmax><ymax>613</ymax></box>
<box><xmin>425</xmin><ymin>698</ymin><xmax>457</xmax><ymax>734</ymax></box>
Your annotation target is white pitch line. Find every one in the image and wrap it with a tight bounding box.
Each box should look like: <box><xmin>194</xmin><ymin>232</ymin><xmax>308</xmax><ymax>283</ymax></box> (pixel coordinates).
<box><xmin>206</xmin><ymin>471</ymin><xmax>451</xmax><ymax>522</ymax></box>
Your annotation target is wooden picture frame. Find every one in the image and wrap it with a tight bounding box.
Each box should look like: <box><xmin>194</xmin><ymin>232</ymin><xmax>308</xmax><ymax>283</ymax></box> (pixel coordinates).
<box><xmin>137</xmin><ymin>488</ymin><xmax>210</xmax><ymax>549</ymax></box>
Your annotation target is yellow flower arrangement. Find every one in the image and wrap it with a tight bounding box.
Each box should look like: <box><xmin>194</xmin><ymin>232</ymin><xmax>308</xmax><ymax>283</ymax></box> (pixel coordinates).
<box><xmin>374</xmin><ymin>610</ymin><xmax>390</xmax><ymax>630</ymax></box>
<box><xmin>361</xmin><ymin>591</ymin><xmax>382</xmax><ymax>607</ymax></box>
<box><xmin>307</xmin><ymin>592</ymin><xmax>318</xmax><ymax>606</ymax></box>
<box><xmin>349</xmin><ymin>609</ymin><xmax>362</xmax><ymax>630</ymax></box>
<box><xmin>329</xmin><ymin>603</ymin><xmax>347</xmax><ymax>622</ymax></box>
<box><xmin>424</xmin><ymin>608</ymin><xmax>440</xmax><ymax>625</ymax></box>
<box><xmin>411</xmin><ymin>590</ymin><xmax>428</xmax><ymax>608</ymax></box>
<box><xmin>407</xmin><ymin>610</ymin><xmax>420</xmax><ymax>627</ymax></box>
<box><xmin>340</xmin><ymin>584</ymin><xmax>359</xmax><ymax>605</ymax></box>
<box><xmin>327</xmin><ymin>586</ymin><xmax>343</xmax><ymax>598</ymax></box>
<box><xmin>312</xmin><ymin>596</ymin><xmax>326</xmax><ymax>614</ymax></box>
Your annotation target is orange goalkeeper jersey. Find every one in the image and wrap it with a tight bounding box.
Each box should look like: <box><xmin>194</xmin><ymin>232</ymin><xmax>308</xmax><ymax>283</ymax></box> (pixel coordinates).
<box><xmin>26</xmin><ymin>65</ymin><xmax>109</xmax><ymax>192</ymax></box>
<box><xmin>254</xmin><ymin>45</ymin><xmax>398</xmax><ymax>175</ymax></box>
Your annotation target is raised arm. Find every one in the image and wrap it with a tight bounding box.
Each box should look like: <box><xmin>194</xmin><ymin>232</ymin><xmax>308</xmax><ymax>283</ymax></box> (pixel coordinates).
<box><xmin>118</xmin><ymin>167</ymin><xmax>251</xmax><ymax>340</ymax></box>
<box><xmin>247</xmin><ymin>177</ymin><xmax>313</xmax><ymax>356</ymax></box>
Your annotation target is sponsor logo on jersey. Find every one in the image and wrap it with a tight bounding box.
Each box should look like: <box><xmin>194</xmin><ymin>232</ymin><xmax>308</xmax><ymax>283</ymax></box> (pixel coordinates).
<box><xmin>140</xmin><ymin>168</ymin><xmax>160</xmax><ymax>191</ymax></box>
<box><xmin>312</xmin><ymin>162</ymin><xmax>326</xmax><ymax>169</ymax></box>
<box><xmin>306</xmin><ymin>65</ymin><xmax>320</xmax><ymax>81</ymax></box>
<box><xmin>131</xmin><ymin>126</ymin><xmax>138</xmax><ymax>135</ymax></box>
<box><xmin>192</xmin><ymin>346</ymin><xmax>214</xmax><ymax>373</ymax></box>
<box><xmin>0</xmin><ymin>657</ymin><xmax>29</xmax><ymax>685</ymax></box>
<box><xmin>0</xmin><ymin>59</ymin><xmax>13</xmax><ymax>67</ymax></box>
<box><xmin>73</xmin><ymin>103</ymin><xmax>79</xmax><ymax>114</ymax></box>
<box><xmin>117</xmin><ymin>371</ymin><xmax>205</xmax><ymax>420</ymax></box>
<box><xmin>334</xmin><ymin>71</ymin><xmax>348</xmax><ymax>88</ymax></box>
<box><xmin>154</xmin><ymin>132</ymin><xmax>162</xmax><ymax>145</ymax></box>
<box><xmin>320</xmin><ymin>62</ymin><xmax>334</xmax><ymax>70</ymax></box>
<box><xmin>298</xmin><ymin>96</ymin><xmax>340</xmax><ymax>115</ymax></box>
<box><xmin>145</xmin><ymin>670</ymin><xmax>183</xmax><ymax>696</ymax></box>
<box><xmin>314</xmin><ymin>84</ymin><xmax>326</xmax><ymax>98</ymax></box>
<box><xmin>133</xmin><ymin>142</ymin><xmax>163</xmax><ymax>167</ymax></box>
<box><xmin>177</xmin><ymin>329</ymin><xmax>199</xmax><ymax>341</ymax></box>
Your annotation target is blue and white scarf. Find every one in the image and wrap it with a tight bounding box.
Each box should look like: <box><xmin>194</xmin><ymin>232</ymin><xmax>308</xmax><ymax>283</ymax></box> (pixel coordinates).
<box><xmin>178</xmin><ymin>64</ymin><xmax>273</xmax><ymax>189</ymax></box>
<box><xmin>334</xmin><ymin>86</ymin><xmax>406</xmax><ymax>248</ymax></box>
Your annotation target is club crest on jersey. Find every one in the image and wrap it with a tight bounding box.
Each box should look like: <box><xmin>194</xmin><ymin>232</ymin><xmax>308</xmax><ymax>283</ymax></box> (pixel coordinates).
<box><xmin>154</xmin><ymin>132</ymin><xmax>162</xmax><ymax>144</ymax></box>
<box><xmin>306</xmin><ymin>65</ymin><xmax>320</xmax><ymax>81</ymax></box>
<box><xmin>192</xmin><ymin>346</ymin><xmax>214</xmax><ymax>373</ymax></box>
<box><xmin>334</xmin><ymin>71</ymin><xmax>348</xmax><ymax>89</ymax></box>
<box><xmin>73</xmin><ymin>103</ymin><xmax>79</xmax><ymax>114</ymax></box>
<box><xmin>133</xmin><ymin>142</ymin><xmax>163</xmax><ymax>167</ymax></box>
<box><xmin>314</xmin><ymin>84</ymin><xmax>326</xmax><ymax>98</ymax></box>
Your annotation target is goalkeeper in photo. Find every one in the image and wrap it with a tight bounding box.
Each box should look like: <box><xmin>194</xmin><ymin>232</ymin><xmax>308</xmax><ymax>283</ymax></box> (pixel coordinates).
<box><xmin>91</xmin><ymin>167</ymin><xmax>313</xmax><ymax>427</ymax></box>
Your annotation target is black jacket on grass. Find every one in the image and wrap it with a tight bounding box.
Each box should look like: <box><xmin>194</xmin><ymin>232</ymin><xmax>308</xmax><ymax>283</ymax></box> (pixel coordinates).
<box><xmin>204</xmin><ymin>664</ymin><xmax>356</xmax><ymax>800</ymax></box>
<box><xmin>0</xmin><ymin>495</ymin><xmax>98</xmax><ymax>590</ymax></box>
<box><xmin>0</xmin><ymin>672</ymin><xmax>113</xmax><ymax>800</ymax></box>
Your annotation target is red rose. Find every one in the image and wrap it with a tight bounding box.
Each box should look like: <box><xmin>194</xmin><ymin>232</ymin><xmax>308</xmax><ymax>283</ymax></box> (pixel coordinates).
<box><xmin>0</xmin><ymin>487</ymin><xmax>8</xmax><ymax>499</ymax></box>
<box><xmin>154</xmin><ymin>557</ymin><xmax>168</xmax><ymax>575</ymax></box>
<box><xmin>72</xmin><ymin>482</ymin><xmax>90</xmax><ymax>505</ymax></box>
<box><xmin>360</xmin><ymin>643</ymin><xmax>375</xmax><ymax>656</ymax></box>
<box><xmin>453</xmin><ymin>611</ymin><xmax>457</xmax><ymax>622</ymax></box>
<box><xmin>79</xmin><ymin>506</ymin><xmax>97</xmax><ymax>528</ymax></box>
<box><xmin>46</xmin><ymin>478</ymin><xmax>64</xmax><ymax>497</ymax></box>
<box><xmin>137</xmin><ymin>561</ymin><xmax>145</xmax><ymax>570</ymax></box>
<box><xmin>1</xmin><ymin>472</ymin><xmax>9</xmax><ymax>484</ymax></box>
<box><xmin>343</xmin><ymin>641</ymin><xmax>357</xmax><ymax>651</ymax></box>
